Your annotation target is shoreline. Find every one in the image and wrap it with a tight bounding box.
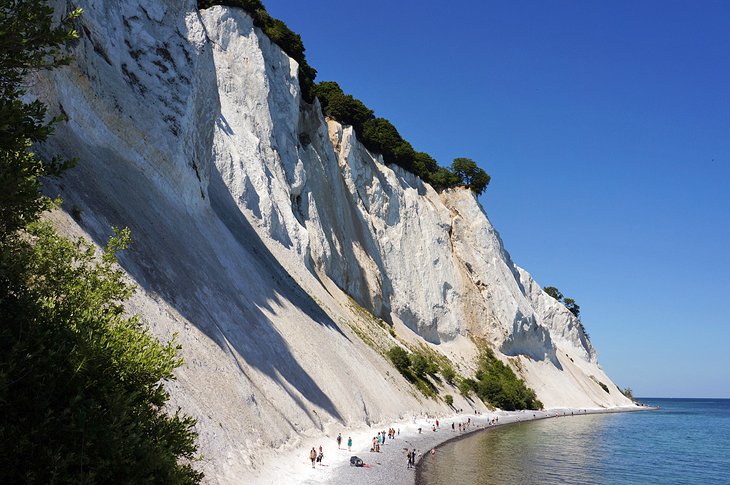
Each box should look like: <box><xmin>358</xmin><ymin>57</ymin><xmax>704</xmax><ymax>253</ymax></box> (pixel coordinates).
<box><xmin>254</xmin><ymin>405</ymin><xmax>651</xmax><ymax>484</ymax></box>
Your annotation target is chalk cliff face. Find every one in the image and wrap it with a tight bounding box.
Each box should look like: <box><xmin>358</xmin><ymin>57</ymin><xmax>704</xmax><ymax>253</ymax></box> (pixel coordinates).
<box><xmin>34</xmin><ymin>1</ymin><xmax>633</xmax><ymax>480</ymax></box>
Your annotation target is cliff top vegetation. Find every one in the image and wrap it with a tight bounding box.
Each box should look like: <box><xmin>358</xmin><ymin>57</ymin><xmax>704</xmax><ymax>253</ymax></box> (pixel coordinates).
<box><xmin>198</xmin><ymin>1</ymin><xmax>490</xmax><ymax>196</ymax></box>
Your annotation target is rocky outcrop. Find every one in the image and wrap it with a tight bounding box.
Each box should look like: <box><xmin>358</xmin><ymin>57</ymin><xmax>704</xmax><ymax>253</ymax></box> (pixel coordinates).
<box><xmin>33</xmin><ymin>1</ymin><xmax>633</xmax><ymax>481</ymax></box>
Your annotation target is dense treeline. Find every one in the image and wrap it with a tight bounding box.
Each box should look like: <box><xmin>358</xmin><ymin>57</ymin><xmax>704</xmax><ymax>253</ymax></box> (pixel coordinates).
<box><xmin>0</xmin><ymin>2</ymin><xmax>202</xmax><ymax>482</ymax></box>
<box><xmin>198</xmin><ymin>2</ymin><xmax>491</xmax><ymax>196</ymax></box>
<box><xmin>198</xmin><ymin>0</ymin><xmax>317</xmax><ymax>101</ymax></box>
<box><xmin>313</xmin><ymin>81</ymin><xmax>490</xmax><ymax>194</ymax></box>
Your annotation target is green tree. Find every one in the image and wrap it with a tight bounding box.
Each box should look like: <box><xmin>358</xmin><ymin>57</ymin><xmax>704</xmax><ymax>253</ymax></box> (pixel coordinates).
<box><xmin>1</xmin><ymin>226</ymin><xmax>202</xmax><ymax>483</ymax></box>
<box><xmin>458</xmin><ymin>378</ymin><xmax>478</xmax><ymax>398</ymax></box>
<box><xmin>563</xmin><ymin>297</ymin><xmax>580</xmax><ymax>318</ymax></box>
<box><xmin>410</xmin><ymin>352</ymin><xmax>429</xmax><ymax>377</ymax></box>
<box><xmin>0</xmin><ymin>0</ymin><xmax>81</xmax><ymax>239</ymax></box>
<box><xmin>429</xmin><ymin>167</ymin><xmax>461</xmax><ymax>191</ymax></box>
<box><xmin>441</xmin><ymin>363</ymin><xmax>456</xmax><ymax>384</ymax></box>
<box><xmin>543</xmin><ymin>286</ymin><xmax>564</xmax><ymax>301</ymax></box>
<box><xmin>451</xmin><ymin>157</ymin><xmax>490</xmax><ymax>196</ymax></box>
<box><xmin>413</xmin><ymin>151</ymin><xmax>439</xmax><ymax>178</ymax></box>
<box><xmin>387</xmin><ymin>346</ymin><xmax>411</xmax><ymax>375</ymax></box>
<box><xmin>312</xmin><ymin>81</ymin><xmax>373</xmax><ymax>132</ymax></box>
<box><xmin>0</xmin><ymin>2</ymin><xmax>202</xmax><ymax>482</ymax></box>
<box><xmin>444</xmin><ymin>394</ymin><xmax>454</xmax><ymax>407</ymax></box>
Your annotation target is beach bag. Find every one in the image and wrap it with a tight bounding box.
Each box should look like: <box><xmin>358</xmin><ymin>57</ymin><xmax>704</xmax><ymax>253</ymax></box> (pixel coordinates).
<box><xmin>349</xmin><ymin>456</ymin><xmax>364</xmax><ymax>467</ymax></box>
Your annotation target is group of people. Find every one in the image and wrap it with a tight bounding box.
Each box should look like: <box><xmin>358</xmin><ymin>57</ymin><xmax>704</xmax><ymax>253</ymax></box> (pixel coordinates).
<box><xmin>311</xmin><ymin>414</ymin><xmax>496</xmax><ymax>472</ymax></box>
<box><xmin>335</xmin><ymin>433</ymin><xmax>353</xmax><ymax>451</ymax></box>
<box><xmin>308</xmin><ymin>445</ymin><xmax>324</xmax><ymax>469</ymax></box>
<box><xmin>370</xmin><ymin>427</ymin><xmax>398</xmax><ymax>452</ymax></box>
<box><xmin>405</xmin><ymin>448</ymin><xmax>419</xmax><ymax>469</ymax></box>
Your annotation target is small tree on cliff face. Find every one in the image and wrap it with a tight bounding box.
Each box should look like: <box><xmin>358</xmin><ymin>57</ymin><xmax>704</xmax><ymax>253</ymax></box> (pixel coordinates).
<box><xmin>543</xmin><ymin>286</ymin><xmax>564</xmax><ymax>302</ymax></box>
<box><xmin>451</xmin><ymin>158</ymin><xmax>490</xmax><ymax>196</ymax></box>
<box><xmin>563</xmin><ymin>298</ymin><xmax>580</xmax><ymax>318</ymax></box>
<box><xmin>543</xmin><ymin>286</ymin><xmax>581</xmax><ymax>318</ymax></box>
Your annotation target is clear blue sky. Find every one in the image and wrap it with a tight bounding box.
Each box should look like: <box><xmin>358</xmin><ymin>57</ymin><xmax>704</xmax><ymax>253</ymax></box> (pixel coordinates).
<box><xmin>264</xmin><ymin>1</ymin><xmax>730</xmax><ymax>398</ymax></box>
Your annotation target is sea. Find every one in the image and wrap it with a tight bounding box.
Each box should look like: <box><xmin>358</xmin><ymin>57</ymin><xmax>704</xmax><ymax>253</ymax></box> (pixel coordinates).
<box><xmin>416</xmin><ymin>398</ymin><xmax>730</xmax><ymax>485</ymax></box>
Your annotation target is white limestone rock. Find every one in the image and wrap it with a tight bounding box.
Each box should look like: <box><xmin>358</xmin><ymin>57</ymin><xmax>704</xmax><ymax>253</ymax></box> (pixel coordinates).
<box><xmin>32</xmin><ymin>1</ymin><xmax>634</xmax><ymax>481</ymax></box>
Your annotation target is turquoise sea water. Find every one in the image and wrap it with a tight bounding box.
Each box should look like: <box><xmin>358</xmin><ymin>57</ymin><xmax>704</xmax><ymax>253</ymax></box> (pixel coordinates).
<box><xmin>417</xmin><ymin>399</ymin><xmax>730</xmax><ymax>484</ymax></box>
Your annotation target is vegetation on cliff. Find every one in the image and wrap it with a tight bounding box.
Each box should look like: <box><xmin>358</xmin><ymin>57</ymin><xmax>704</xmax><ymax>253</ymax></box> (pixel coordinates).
<box><xmin>197</xmin><ymin>2</ymin><xmax>491</xmax><ymax>196</ymax></box>
<box><xmin>471</xmin><ymin>349</ymin><xmax>543</xmax><ymax>411</ymax></box>
<box><xmin>197</xmin><ymin>0</ymin><xmax>317</xmax><ymax>101</ymax></box>
<box><xmin>544</xmin><ymin>286</ymin><xmax>589</xmax><ymax>339</ymax></box>
<box><xmin>0</xmin><ymin>2</ymin><xmax>201</xmax><ymax>482</ymax></box>
<box><xmin>313</xmin><ymin>81</ymin><xmax>491</xmax><ymax>194</ymax></box>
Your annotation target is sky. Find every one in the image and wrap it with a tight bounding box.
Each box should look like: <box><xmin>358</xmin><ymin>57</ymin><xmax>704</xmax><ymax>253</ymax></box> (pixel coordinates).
<box><xmin>264</xmin><ymin>1</ymin><xmax>730</xmax><ymax>398</ymax></box>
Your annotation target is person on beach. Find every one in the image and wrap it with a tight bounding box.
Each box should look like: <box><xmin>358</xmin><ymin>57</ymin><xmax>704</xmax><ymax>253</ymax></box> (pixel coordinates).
<box><xmin>337</xmin><ymin>433</ymin><xmax>342</xmax><ymax>449</ymax></box>
<box><xmin>406</xmin><ymin>449</ymin><xmax>412</xmax><ymax>469</ymax></box>
<box><xmin>452</xmin><ymin>422</ymin><xmax>455</xmax><ymax>431</ymax></box>
<box><xmin>347</xmin><ymin>436</ymin><xmax>352</xmax><ymax>451</ymax></box>
<box><xmin>431</xmin><ymin>448</ymin><xmax>436</xmax><ymax>460</ymax></box>
<box><xmin>309</xmin><ymin>447</ymin><xmax>317</xmax><ymax>468</ymax></box>
<box><xmin>317</xmin><ymin>445</ymin><xmax>323</xmax><ymax>465</ymax></box>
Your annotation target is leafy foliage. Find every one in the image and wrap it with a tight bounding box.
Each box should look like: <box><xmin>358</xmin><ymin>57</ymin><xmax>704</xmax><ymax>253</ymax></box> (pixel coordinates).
<box><xmin>387</xmin><ymin>346</ymin><xmax>411</xmax><ymax>375</ymax></box>
<box><xmin>543</xmin><ymin>286</ymin><xmax>564</xmax><ymax>302</ymax></box>
<box><xmin>0</xmin><ymin>226</ymin><xmax>202</xmax><ymax>484</ymax></box>
<box><xmin>0</xmin><ymin>0</ymin><xmax>81</xmax><ymax>240</ymax></box>
<box><xmin>620</xmin><ymin>387</ymin><xmax>634</xmax><ymax>400</ymax></box>
<box><xmin>451</xmin><ymin>158</ymin><xmax>491</xmax><ymax>196</ymax></box>
<box><xmin>458</xmin><ymin>378</ymin><xmax>478</xmax><ymax>398</ymax></box>
<box><xmin>197</xmin><ymin>0</ymin><xmax>317</xmax><ymax>101</ymax></box>
<box><xmin>312</xmin><ymin>81</ymin><xmax>491</xmax><ymax>194</ymax></box>
<box><xmin>0</xmin><ymin>2</ymin><xmax>201</xmax><ymax>482</ymax></box>
<box><xmin>440</xmin><ymin>362</ymin><xmax>456</xmax><ymax>385</ymax></box>
<box><xmin>543</xmin><ymin>286</ymin><xmax>581</xmax><ymax>318</ymax></box>
<box><xmin>563</xmin><ymin>297</ymin><xmax>580</xmax><ymax>318</ymax></box>
<box><xmin>472</xmin><ymin>350</ymin><xmax>543</xmax><ymax>411</ymax></box>
<box><xmin>196</xmin><ymin>3</ymin><xmax>492</xmax><ymax>194</ymax></box>
<box><xmin>444</xmin><ymin>394</ymin><xmax>454</xmax><ymax>407</ymax></box>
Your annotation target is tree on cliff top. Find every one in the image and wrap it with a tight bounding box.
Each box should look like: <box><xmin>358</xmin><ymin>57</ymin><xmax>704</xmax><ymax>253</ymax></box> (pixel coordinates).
<box><xmin>543</xmin><ymin>287</ymin><xmax>581</xmax><ymax>319</ymax></box>
<box><xmin>0</xmin><ymin>2</ymin><xmax>201</xmax><ymax>482</ymax></box>
<box><xmin>451</xmin><ymin>158</ymin><xmax>491</xmax><ymax>196</ymax></box>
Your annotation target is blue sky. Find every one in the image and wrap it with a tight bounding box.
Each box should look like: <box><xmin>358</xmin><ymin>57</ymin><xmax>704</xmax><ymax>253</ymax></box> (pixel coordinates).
<box><xmin>265</xmin><ymin>1</ymin><xmax>730</xmax><ymax>398</ymax></box>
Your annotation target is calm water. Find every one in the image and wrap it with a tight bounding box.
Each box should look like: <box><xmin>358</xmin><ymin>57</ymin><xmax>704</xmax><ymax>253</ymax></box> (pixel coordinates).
<box><xmin>417</xmin><ymin>399</ymin><xmax>730</xmax><ymax>485</ymax></box>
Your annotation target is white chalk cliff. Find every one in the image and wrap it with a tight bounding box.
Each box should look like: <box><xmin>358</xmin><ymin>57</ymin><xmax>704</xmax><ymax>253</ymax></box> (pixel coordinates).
<box><xmin>33</xmin><ymin>1</ymin><xmax>634</xmax><ymax>481</ymax></box>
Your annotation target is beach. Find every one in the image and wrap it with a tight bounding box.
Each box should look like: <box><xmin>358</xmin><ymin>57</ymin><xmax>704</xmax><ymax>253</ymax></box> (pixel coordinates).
<box><xmin>254</xmin><ymin>406</ymin><xmax>643</xmax><ymax>484</ymax></box>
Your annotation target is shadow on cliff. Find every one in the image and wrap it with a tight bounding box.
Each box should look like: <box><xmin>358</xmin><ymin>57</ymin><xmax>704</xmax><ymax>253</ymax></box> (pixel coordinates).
<box><xmin>49</xmin><ymin>139</ymin><xmax>346</xmax><ymax>426</ymax></box>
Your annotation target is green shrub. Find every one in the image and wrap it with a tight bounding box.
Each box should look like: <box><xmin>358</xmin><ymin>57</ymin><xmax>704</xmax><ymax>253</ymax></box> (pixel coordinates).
<box><xmin>410</xmin><ymin>352</ymin><xmax>429</xmax><ymax>377</ymax></box>
<box><xmin>543</xmin><ymin>286</ymin><xmax>582</xmax><ymax>319</ymax></box>
<box><xmin>458</xmin><ymin>378</ymin><xmax>478</xmax><ymax>398</ymax></box>
<box><xmin>470</xmin><ymin>350</ymin><xmax>542</xmax><ymax>410</ymax></box>
<box><xmin>388</xmin><ymin>346</ymin><xmax>411</xmax><ymax>375</ymax></box>
<box><xmin>441</xmin><ymin>363</ymin><xmax>456</xmax><ymax>384</ymax></box>
<box><xmin>0</xmin><ymin>226</ymin><xmax>203</xmax><ymax>484</ymax></box>
<box><xmin>444</xmin><ymin>394</ymin><xmax>454</xmax><ymax>406</ymax></box>
<box><xmin>0</xmin><ymin>4</ymin><xmax>202</xmax><ymax>481</ymax></box>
